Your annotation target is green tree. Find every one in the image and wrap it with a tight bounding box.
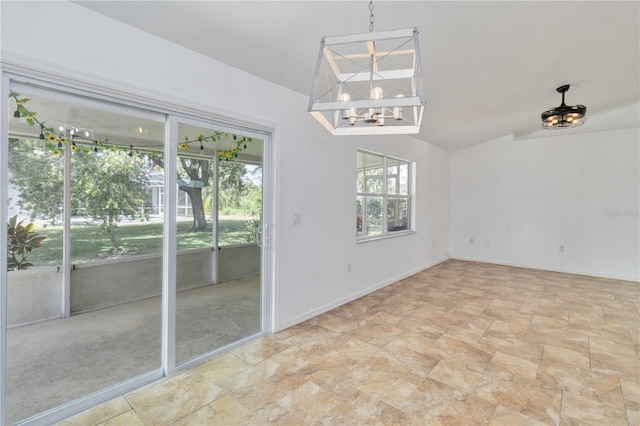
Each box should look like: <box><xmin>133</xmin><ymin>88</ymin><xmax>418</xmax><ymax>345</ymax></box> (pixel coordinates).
<box><xmin>8</xmin><ymin>138</ymin><xmax>149</xmax><ymax>252</ymax></box>
<box><xmin>218</xmin><ymin>161</ymin><xmax>248</xmax><ymax>214</ymax></box>
<box><xmin>178</xmin><ymin>158</ymin><xmax>212</xmax><ymax>231</ymax></box>
<box><xmin>148</xmin><ymin>154</ymin><xmax>213</xmax><ymax>232</ymax></box>
<box><xmin>72</xmin><ymin>148</ymin><xmax>149</xmax><ymax>252</ymax></box>
<box><xmin>8</xmin><ymin>138</ymin><xmax>63</xmax><ymax>222</ymax></box>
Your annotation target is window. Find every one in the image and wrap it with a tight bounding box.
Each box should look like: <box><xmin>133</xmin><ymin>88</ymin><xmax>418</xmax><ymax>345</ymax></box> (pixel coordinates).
<box><xmin>357</xmin><ymin>150</ymin><xmax>413</xmax><ymax>239</ymax></box>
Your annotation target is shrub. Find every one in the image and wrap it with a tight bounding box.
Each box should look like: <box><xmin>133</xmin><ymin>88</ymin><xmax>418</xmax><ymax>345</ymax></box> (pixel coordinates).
<box><xmin>7</xmin><ymin>215</ymin><xmax>46</xmax><ymax>270</ymax></box>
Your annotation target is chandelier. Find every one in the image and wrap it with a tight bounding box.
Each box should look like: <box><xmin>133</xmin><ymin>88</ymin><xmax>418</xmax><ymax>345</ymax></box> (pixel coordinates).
<box><xmin>541</xmin><ymin>85</ymin><xmax>587</xmax><ymax>130</ymax></box>
<box><xmin>308</xmin><ymin>2</ymin><xmax>426</xmax><ymax>135</ymax></box>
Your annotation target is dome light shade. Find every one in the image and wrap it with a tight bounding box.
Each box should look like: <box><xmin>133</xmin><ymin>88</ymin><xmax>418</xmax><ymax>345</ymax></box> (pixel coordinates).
<box><xmin>541</xmin><ymin>85</ymin><xmax>587</xmax><ymax>130</ymax></box>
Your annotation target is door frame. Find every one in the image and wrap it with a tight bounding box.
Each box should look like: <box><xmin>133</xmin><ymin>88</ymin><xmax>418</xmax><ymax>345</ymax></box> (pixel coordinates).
<box><xmin>0</xmin><ymin>66</ymin><xmax>276</xmax><ymax>425</ymax></box>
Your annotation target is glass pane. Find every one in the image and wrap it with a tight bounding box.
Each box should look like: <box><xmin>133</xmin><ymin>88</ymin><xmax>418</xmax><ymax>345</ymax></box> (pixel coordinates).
<box><xmin>398</xmin><ymin>162</ymin><xmax>409</xmax><ymax>195</ymax></box>
<box><xmin>356</xmin><ymin>196</ymin><xmax>364</xmax><ymax>236</ymax></box>
<box><xmin>364</xmin><ymin>196</ymin><xmax>383</xmax><ymax>237</ymax></box>
<box><xmin>357</xmin><ymin>168</ymin><xmax>364</xmax><ymax>193</ymax></box>
<box><xmin>365</xmin><ymin>176</ymin><xmax>383</xmax><ymax>194</ymax></box>
<box><xmin>387</xmin><ymin>197</ymin><xmax>410</xmax><ymax>232</ymax></box>
<box><xmin>357</xmin><ymin>151</ymin><xmax>383</xmax><ymax>194</ymax></box>
<box><xmin>175</xmin><ymin>155</ymin><xmax>214</xmax><ymax>251</ymax></box>
<box><xmin>387</xmin><ymin>159</ymin><xmax>399</xmax><ymax>194</ymax></box>
<box><xmin>175</xmin><ymin>122</ymin><xmax>263</xmax><ymax>366</ymax></box>
<box><xmin>7</xmin><ymin>137</ymin><xmax>63</xmax><ymax>269</ymax></box>
<box><xmin>70</xmin><ymin>148</ymin><xmax>160</xmax><ymax>263</ymax></box>
<box><xmin>6</xmin><ymin>89</ymin><xmax>163</xmax><ymax>423</ymax></box>
<box><xmin>387</xmin><ymin>176</ymin><xmax>398</xmax><ymax>195</ymax></box>
<box><xmin>218</xmin><ymin>161</ymin><xmax>262</xmax><ymax>247</ymax></box>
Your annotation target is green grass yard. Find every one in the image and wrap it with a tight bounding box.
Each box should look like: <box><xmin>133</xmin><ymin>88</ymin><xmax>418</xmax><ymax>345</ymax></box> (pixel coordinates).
<box><xmin>29</xmin><ymin>218</ymin><xmax>255</xmax><ymax>266</ymax></box>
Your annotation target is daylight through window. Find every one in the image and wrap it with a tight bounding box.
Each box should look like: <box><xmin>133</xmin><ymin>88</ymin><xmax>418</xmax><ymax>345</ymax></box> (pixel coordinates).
<box><xmin>356</xmin><ymin>150</ymin><xmax>413</xmax><ymax>239</ymax></box>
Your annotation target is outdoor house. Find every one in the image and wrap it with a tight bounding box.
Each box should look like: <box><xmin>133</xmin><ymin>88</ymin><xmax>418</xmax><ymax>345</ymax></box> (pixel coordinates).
<box><xmin>0</xmin><ymin>1</ymin><xmax>638</xmax><ymax>425</ymax></box>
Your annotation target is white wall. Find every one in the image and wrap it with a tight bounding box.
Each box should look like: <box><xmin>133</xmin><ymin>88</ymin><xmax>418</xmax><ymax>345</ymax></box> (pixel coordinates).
<box><xmin>1</xmin><ymin>1</ymin><xmax>450</xmax><ymax>331</ymax></box>
<box><xmin>450</xmin><ymin>123</ymin><xmax>640</xmax><ymax>282</ymax></box>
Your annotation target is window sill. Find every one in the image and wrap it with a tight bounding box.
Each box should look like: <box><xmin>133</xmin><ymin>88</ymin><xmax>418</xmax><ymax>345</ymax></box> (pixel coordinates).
<box><xmin>357</xmin><ymin>230</ymin><xmax>416</xmax><ymax>244</ymax></box>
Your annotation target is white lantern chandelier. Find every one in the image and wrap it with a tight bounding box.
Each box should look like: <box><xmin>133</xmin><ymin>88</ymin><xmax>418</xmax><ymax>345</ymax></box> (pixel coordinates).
<box><xmin>308</xmin><ymin>1</ymin><xmax>426</xmax><ymax>135</ymax></box>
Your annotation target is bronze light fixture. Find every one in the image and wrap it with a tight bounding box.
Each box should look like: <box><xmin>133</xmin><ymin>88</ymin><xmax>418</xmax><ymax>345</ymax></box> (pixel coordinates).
<box><xmin>541</xmin><ymin>84</ymin><xmax>587</xmax><ymax>130</ymax></box>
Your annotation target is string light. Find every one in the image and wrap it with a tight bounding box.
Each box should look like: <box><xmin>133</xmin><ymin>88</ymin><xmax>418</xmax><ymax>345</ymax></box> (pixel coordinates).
<box><xmin>9</xmin><ymin>92</ymin><xmax>255</xmax><ymax>160</ymax></box>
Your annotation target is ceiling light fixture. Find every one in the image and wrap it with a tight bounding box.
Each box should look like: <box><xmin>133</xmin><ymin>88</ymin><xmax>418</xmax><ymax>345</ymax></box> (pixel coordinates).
<box><xmin>541</xmin><ymin>85</ymin><xmax>586</xmax><ymax>130</ymax></box>
<box><xmin>308</xmin><ymin>0</ymin><xmax>426</xmax><ymax>135</ymax></box>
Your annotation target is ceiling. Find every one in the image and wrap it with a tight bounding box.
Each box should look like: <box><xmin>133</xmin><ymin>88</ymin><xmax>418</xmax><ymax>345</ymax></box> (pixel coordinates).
<box><xmin>75</xmin><ymin>1</ymin><xmax>639</xmax><ymax>151</ymax></box>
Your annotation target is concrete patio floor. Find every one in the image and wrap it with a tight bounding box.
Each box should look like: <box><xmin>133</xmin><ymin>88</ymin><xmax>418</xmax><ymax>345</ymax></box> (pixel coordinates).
<box><xmin>6</xmin><ymin>275</ymin><xmax>260</xmax><ymax>424</ymax></box>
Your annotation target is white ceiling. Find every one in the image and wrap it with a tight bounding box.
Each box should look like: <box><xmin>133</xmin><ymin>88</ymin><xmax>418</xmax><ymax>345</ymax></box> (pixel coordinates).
<box><xmin>75</xmin><ymin>1</ymin><xmax>639</xmax><ymax>151</ymax></box>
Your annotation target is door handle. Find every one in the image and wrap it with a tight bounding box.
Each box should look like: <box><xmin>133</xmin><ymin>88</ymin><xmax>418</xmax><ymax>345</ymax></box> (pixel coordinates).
<box><xmin>256</xmin><ymin>224</ymin><xmax>263</xmax><ymax>247</ymax></box>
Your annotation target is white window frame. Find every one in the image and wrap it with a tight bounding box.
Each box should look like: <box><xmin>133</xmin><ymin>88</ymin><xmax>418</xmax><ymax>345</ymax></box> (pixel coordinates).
<box><xmin>357</xmin><ymin>149</ymin><xmax>413</xmax><ymax>241</ymax></box>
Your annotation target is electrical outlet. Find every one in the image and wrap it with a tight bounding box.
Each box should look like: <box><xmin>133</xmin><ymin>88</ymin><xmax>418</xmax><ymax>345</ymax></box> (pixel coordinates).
<box><xmin>559</xmin><ymin>245</ymin><xmax>565</xmax><ymax>252</ymax></box>
<box><xmin>292</xmin><ymin>213</ymin><xmax>301</xmax><ymax>226</ymax></box>
<box><xmin>347</xmin><ymin>263</ymin><xmax>352</xmax><ymax>272</ymax></box>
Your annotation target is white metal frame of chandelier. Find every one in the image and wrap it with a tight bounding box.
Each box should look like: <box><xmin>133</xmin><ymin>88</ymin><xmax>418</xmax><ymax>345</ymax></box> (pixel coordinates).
<box><xmin>308</xmin><ymin>27</ymin><xmax>426</xmax><ymax>136</ymax></box>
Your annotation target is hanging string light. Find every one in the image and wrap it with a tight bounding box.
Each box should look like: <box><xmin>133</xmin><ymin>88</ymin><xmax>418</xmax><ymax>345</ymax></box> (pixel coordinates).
<box><xmin>9</xmin><ymin>92</ymin><xmax>255</xmax><ymax>160</ymax></box>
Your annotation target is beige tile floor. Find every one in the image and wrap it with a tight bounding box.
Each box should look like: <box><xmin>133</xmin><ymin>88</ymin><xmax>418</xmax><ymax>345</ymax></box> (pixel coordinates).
<box><xmin>57</xmin><ymin>260</ymin><xmax>640</xmax><ymax>425</ymax></box>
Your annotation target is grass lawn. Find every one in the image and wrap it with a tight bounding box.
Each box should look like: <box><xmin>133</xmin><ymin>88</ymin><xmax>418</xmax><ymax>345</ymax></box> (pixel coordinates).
<box><xmin>29</xmin><ymin>217</ymin><xmax>255</xmax><ymax>266</ymax></box>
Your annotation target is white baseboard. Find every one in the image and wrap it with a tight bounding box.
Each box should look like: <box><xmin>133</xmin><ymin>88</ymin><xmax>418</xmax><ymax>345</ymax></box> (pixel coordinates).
<box><xmin>449</xmin><ymin>255</ymin><xmax>639</xmax><ymax>283</ymax></box>
<box><xmin>275</xmin><ymin>256</ymin><xmax>450</xmax><ymax>332</ymax></box>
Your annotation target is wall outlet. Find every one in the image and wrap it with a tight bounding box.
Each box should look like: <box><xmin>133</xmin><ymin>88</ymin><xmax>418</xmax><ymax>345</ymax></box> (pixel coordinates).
<box><xmin>559</xmin><ymin>245</ymin><xmax>565</xmax><ymax>252</ymax></box>
<box><xmin>292</xmin><ymin>213</ymin><xmax>301</xmax><ymax>226</ymax></box>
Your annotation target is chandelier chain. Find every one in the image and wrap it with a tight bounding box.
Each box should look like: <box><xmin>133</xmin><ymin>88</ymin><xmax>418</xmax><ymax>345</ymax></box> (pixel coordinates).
<box><xmin>369</xmin><ymin>0</ymin><xmax>374</xmax><ymax>32</ymax></box>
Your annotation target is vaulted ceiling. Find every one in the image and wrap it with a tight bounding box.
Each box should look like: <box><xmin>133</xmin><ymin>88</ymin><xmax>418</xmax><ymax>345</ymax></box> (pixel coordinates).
<box><xmin>76</xmin><ymin>1</ymin><xmax>639</xmax><ymax>151</ymax></box>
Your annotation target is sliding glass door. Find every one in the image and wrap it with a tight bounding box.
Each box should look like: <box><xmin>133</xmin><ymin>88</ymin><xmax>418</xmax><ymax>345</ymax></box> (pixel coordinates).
<box><xmin>5</xmin><ymin>85</ymin><xmax>165</xmax><ymax>424</ymax></box>
<box><xmin>2</xmin><ymin>80</ymin><xmax>269</xmax><ymax>424</ymax></box>
<box><xmin>174</xmin><ymin>119</ymin><xmax>263</xmax><ymax>366</ymax></box>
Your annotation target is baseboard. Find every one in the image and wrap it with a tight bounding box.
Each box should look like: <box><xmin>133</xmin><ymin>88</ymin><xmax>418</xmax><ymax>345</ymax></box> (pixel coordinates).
<box><xmin>275</xmin><ymin>256</ymin><xmax>450</xmax><ymax>331</ymax></box>
<box><xmin>449</xmin><ymin>255</ymin><xmax>639</xmax><ymax>283</ymax></box>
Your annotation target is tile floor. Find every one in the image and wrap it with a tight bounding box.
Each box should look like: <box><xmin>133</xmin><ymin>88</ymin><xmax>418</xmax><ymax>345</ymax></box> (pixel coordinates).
<box><xmin>57</xmin><ymin>260</ymin><xmax>639</xmax><ymax>425</ymax></box>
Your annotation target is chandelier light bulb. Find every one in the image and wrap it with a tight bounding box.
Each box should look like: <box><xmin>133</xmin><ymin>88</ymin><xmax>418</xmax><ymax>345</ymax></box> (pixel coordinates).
<box><xmin>394</xmin><ymin>94</ymin><xmax>405</xmax><ymax>120</ymax></box>
<box><xmin>370</xmin><ymin>87</ymin><xmax>384</xmax><ymax>117</ymax></box>
<box><xmin>339</xmin><ymin>93</ymin><xmax>352</xmax><ymax>120</ymax></box>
